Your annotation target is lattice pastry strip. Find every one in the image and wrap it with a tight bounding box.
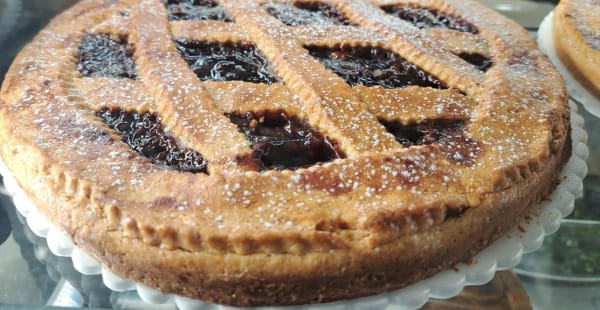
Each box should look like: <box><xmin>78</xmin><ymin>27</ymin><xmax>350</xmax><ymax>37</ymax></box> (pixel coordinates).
<box><xmin>131</xmin><ymin>1</ymin><xmax>254</xmax><ymax>172</ymax></box>
<box><xmin>425</xmin><ymin>29</ymin><xmax>492</xmax><ymax>61</ymax></box>
<box><xmin>169</xmin><ymin>20</ymin><xmax>248</xmax><ymax>43</ymax></box>
<box><xmin>202</xmin><ymin>81</ymin><xmax>304</xmax><ymax>117</ymax></box>
<box><xmin>75</xmin><ymin>78</ymin><xmax>157</xmax><ymax>113</ymax></box>
<box><xmin>356</xmin><ymin>86</ymin><xmax>476</xmax><ymax>124</ymax></box>
<box><xmin>292</xmin><ymin>25</ymin><xmax>386</xmax><ymax>46</ymax></box>
<box><xmin>86</xmin><ymin>0</ymin><xmax>134</xmax><ymax>37</ymax></box>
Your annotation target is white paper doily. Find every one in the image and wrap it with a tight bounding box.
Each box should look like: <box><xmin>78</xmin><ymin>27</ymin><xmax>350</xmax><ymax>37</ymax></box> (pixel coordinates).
<box><xmin>0</xmin><ymin>102</ymin><xmax>589</xmax><ymax>310</ymax></box>
<box><xmin>537</xmin><ymin>11</ymin><xmax>600</xmax><ymax>119</ymax></box>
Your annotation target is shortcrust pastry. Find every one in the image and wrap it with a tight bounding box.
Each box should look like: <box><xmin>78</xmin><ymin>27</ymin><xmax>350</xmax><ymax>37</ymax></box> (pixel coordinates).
<box><xmin>0</xmin><ymin>0</ymin><xmax>571</xmax><ymax>306</ymax></box>
<box><xmin>553</xmin><ymin>0</ymin><xmax>600</xmax><ymax>99</ymax></box>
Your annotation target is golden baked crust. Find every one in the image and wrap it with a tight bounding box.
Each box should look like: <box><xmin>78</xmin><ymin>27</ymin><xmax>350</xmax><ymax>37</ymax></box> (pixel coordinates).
<box><xmin>553</xmin><ymin>0</ymin><xmax>600</xmax><ymax>98</ymax></box>
<box><xmin>0</xmin><ymin>0</ymin><xmax>570</xmax><ymax>306</ymax></box>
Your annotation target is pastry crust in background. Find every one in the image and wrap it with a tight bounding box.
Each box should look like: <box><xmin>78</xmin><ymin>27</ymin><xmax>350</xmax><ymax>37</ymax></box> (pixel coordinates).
<box><xmin>553</xmin><ymin>0</ymin><xmax>600</xmax><ymax>98</ymax></box>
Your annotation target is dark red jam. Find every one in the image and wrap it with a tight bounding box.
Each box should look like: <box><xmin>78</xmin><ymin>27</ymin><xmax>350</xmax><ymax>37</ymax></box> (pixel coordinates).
<box><xmin>97</xmin><ymin>108</ymin><xmax>208</xmax><ymax>173</ymax></box>
<box><xmin>457</xmin><ymin>53</ymin><xmax>493</xmax><ymax>72</ymax></box>
<box><xmin>262</xmin><ymin>2</ymin><xmax>353</xmax><ymax>26</ymax></box>
<box><xmin>306</xmin><ymin>45</ymin><xmax>445</xmax><ymax>89</ymax></box>
<box><xmin>380</xmin><ymin>119</ymin><xmax>480</xmax><ymax>165</ymax></box>
<box><xmin>379</xmin><ymin>119</ymin><xmax>465</xmax><ymax>147</ymax></box>
<box><xmin>381</xmin><ymin>5</ymin><xmax>478</xmax><ymax>34</ymax></box>
<box><xmin>227</xmin><ymin>110</ymin><xmax>344</xmax><ymax>171</ymax></box>
<box><xmin>162</xmin><ymin>0</ymin><xmax>233</xmax><ymax>22</ymax></box>
<box><xmin>174</xmin><ymin>40</ymin><xmax>279</xmax><ymax>84</ymax></box>
<box><xmin>78</xmin><ymin>34</ymin><xmax>137</xmax><ymax>79</ymax></box>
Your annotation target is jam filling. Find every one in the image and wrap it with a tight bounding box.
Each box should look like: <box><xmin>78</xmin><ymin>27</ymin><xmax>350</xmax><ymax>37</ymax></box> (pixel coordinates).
<box><xmin>162</xmin><ymin>0</ymin><xmax>233</xmax><ymax>22</ymax></box>
<box><xmin>380</xmin><ymin>119</ymin><xmax>480</xmax><ymax>165</ymax></box>
<box><xmin>262</xmin><ymin>2</ymin><xmax>353</xmax><ymax>26</ymax></box>
<box><xmin>227</xmin><ymin>110</ymin><xmax>344</xmax><ymax>171</ymax></box>
<box><xmin>381</xmin><ymin>5</ymin><xmax>478</xmax><ymax>34</ymax></box>
<box><xmin>380</xmin><ymin>119</ymin><xmax>466</xmax><ymax>147</ymax></box>
<box><xmin>175</xmin><ymin>40</ymin><xmax>279</xmax><ymax>84</ymax></box>
<box><xmin>306</xmin><ymin>45</ymin><xmax>445</xmax><ymax>89</ymax></box>
<box><xmin>97</xmin><ymin>108</ymin><xmax>208</xmax><ymax>173</ymax></box>
<box><xmin>457</xmin><ymin>53</ymin><xmax>493</xmax><ymax>72</ymax></box>
<box><xmin>78</xmin><ymin>34</ymin><xmax>137</xmax><ymax>79</ymax></box>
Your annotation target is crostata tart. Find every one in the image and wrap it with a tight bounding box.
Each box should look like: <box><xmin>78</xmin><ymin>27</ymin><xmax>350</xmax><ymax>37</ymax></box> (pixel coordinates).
<box><xmin>0</xmin><ymin>0</ymin><xmax>571</xmax><ymax>306</ymax></box>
